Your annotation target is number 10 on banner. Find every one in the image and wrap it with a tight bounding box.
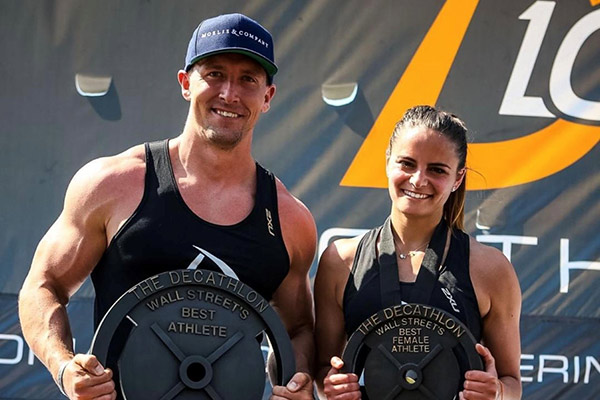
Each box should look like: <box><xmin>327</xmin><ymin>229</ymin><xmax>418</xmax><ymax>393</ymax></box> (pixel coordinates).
<box><xmin>500</xmin><ymin>1</ymin><xmax>600</xmax><ymax>121</ymax></box>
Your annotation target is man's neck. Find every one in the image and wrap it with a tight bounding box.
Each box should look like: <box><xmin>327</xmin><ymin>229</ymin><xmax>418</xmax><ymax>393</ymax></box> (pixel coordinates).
<box><xmin>171</xmin><ymin>128</ymin><xmax>256</xmax><ymax>186</ymax></box>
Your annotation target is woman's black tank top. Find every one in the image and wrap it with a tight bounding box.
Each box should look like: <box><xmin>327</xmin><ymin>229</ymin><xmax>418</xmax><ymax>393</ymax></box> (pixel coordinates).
<box><xmin>342</xmin><ymin>220</ymin><xmax>482</xmax><ymax>341</ymax></box>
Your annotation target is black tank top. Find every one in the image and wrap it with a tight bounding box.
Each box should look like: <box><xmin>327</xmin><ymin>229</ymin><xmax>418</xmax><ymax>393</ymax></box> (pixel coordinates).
<box><xmin>342</xmin><ymin>220</ymin><xmax>482</xmax><ymax>341</ymax></box>
<box><xmin>91</xmin><ymin>139</ymin><xmax>290</xmax><ymax>328</ymax></box>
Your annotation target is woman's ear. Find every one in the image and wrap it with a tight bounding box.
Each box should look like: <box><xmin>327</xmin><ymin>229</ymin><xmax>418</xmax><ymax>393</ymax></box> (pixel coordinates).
<box><xmin>453</xmin><ymin>168</ymin><xmax>467</xmax><ymax>191</ymax></box>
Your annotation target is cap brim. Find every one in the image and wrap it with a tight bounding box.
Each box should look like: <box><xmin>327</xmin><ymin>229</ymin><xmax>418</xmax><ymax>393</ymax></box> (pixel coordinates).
<box><xmin>186</xmin><ymin>48</ymin><xmax>278</xmax><ymax>77</ymax></box>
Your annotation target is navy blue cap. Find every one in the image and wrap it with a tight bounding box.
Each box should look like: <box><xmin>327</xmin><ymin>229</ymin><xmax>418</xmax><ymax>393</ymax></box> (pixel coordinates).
<box><xmin>184</xmin><ymin>13</ymin><xmax>277</xmax><ymax>77</ymax></box>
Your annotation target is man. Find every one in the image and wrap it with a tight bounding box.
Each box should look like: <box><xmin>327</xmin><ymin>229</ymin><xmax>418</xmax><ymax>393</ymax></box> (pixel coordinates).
<box><xmin>19</xmin><ymin>13</ymin><xmax>316</xmax><ymax>399</ymax></box>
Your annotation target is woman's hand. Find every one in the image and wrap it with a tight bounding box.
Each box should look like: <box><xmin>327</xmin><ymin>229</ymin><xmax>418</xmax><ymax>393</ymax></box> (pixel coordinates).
<box><xmin>460</xmin><ymin>344</ymin><xmax>504</xmax><ymax>400</ymax></box>
<box><xmin>322</xmin><ymin>356</ymin><xmax>361</xmax><ymax>399</ymax></box>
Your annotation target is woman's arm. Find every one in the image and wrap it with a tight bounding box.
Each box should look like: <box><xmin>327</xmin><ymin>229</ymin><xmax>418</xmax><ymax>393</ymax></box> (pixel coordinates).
<box><xmin>465</xmin><ymin>238</ymin><xmax>522</xmax><ymax>400</ymax></box>
<box><xmin>314</xmin><ymin>238</ymin><xmax>361</xmax><ymax>399</ymax></box>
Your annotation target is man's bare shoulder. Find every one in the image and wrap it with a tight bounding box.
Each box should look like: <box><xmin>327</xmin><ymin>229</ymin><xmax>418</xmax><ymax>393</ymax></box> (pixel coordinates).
<box><xmin>91</xmin><ymin>144</ymin><xmax>145</xmax><ymax>173</ymax></box>
<box><xmin>64</xmin><ymin>144</ymin><xmax>147</xmax><ymax>219</ymax></box>
<box><xmin>72</xmin><ymin>144</ymin><xmax>145</xmax><ymax>187</ymax></box>
<box><xmin>274</xmin><ymin>178</ymin><xmax>313</xmax><ymax>221</ymax></box>
<box><xmin>273</xmin><ymin>178</ymin><xmax>317</xmax><ymax>272</ymax></box>
<box><xmin>275</xmin><ymin>178</ymin><xmax>316</xmax><ymax>237</ymax></box>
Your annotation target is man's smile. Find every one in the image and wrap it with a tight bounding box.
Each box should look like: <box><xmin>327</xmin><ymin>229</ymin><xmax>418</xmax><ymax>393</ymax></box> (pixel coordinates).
<box><xmin>214</xmin><ymin>109</ymin><xmax>242</xmax><ymax>118</ymax></box>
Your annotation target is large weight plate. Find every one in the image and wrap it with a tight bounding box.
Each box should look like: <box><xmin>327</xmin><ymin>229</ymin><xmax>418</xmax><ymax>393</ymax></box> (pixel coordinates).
<box><xmin>342</xmin><ymin>304</ymin><xmax>483</xmax><ymax>400</ymax></box>
<box><xmin>89</xmin><ymin>269</ymin><xmax>296</xmax><ymax>400</ymax></box>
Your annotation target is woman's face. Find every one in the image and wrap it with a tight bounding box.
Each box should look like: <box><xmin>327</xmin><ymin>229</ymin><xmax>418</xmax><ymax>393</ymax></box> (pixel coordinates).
<box><xmin>386</xmin><ymin>125</ymin><xmax>465</xmax><ymax>220</ymax></box>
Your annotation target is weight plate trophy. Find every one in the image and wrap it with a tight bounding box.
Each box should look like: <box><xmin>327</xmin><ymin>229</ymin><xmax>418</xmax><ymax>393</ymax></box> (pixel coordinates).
<box><xmin>342</xmin><ymin>219</ymin><xmax>483</xmax><ymax>400</ymax></box>
<box><xmin>89</xmin><ymin>269</ymin><xmax>296</xmax><ymax>399</ymax></box>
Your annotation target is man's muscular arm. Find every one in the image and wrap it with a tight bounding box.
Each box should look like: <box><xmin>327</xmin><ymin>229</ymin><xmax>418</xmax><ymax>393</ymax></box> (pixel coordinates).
<box><xmin>19</xmin><ymin>152</ymin><xmax>144</xmax><ymax>399</ymax></box>
<box><xmin>270</xmin><ymin>180</ymin><xmax>317</xmax><ymax>400</ymax></box>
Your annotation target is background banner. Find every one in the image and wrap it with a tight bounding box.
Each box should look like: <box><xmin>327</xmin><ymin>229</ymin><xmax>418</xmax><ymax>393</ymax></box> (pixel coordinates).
<box><xmin>0</xmin><ymin>1</ymin><xmax>598</xmax><ymax>398</ymax></box>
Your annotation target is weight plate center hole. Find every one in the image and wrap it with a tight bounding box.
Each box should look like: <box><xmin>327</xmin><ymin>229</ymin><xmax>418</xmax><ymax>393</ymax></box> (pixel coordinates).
<box><xmin>179</xmin><ymin>356</ymin><xmax>213</xmax><ymax>389</ymax></box>
<box><xmin>404</xmin><ymin>369</ymin><xmax>419</xmax><ymax>385</ymax></box>
<box><xmin>187</xmin><ymin>362</ymin><xmax>207</xmax><ymax>382</ymax></box>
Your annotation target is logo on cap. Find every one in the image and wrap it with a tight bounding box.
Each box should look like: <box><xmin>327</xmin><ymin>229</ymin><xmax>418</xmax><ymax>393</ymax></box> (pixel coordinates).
<box><xmin>184</xmin><ymin>13</ymin><xmax>277</xmax><ymax>77</ymax></box>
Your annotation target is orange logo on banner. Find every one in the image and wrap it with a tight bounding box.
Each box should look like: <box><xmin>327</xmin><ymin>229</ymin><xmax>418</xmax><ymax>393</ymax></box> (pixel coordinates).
<box><xmin>340</xmin><ymin>0</ymin><xmax>600</xmax><ymax>190</ymax></box>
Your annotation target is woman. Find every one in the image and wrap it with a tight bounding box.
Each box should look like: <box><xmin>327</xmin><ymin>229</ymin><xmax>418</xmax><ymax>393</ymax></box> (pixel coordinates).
<box><xmin>314</xmin><ymin>105</ymin><xmax>521</xmax><ymax>399</ymax></box>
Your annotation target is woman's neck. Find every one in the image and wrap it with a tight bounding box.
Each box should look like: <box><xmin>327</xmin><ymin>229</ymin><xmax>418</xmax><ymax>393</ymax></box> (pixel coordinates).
<box><xmin>390</xmin><ymin>210</ymin><xmax>443</xmax><ymax>248</ymax></box>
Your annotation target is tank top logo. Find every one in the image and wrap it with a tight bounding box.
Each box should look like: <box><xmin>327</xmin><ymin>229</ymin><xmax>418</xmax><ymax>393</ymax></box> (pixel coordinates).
<box><xmin>265</xmin><ymin>208</ymin><xmax>275</xmax><ymax>236</ymax></box>
<box><xmin>187</xmin><ymin>245</ymin><xmax>240</xmax><ymax>280</ymax></box>
<box><xmin>441</xmin><ymin>287</ymin><xmax>460</xmax><ymax>313</ymax></box>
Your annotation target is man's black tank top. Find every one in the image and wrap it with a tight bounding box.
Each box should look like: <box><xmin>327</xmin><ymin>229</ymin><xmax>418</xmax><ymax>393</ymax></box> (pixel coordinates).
<box><xmin>342</xmin><ymin>221</ymin><xmax>482</xmax><ymax>341</ymax></box>
<box><xmin>91</xmin><ymin>139</ymin><xmax>290</xmax><ymax>328</ymax></box>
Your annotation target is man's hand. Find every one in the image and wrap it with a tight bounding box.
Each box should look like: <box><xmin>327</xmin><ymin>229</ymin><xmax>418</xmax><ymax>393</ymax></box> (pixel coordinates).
<box><xmin>460</xmin><ymin>344</ymin><xmax>501</xmax><ymax>400</ymax></box>
<box><xmin>322</xmin><ymin>357</ymin><xmax>361</xmax><ymax>400</ymax></box>
<box><xmin>271</xmin><ymin>371</ymin><xmax>314</xmax><ymax>399</ymax></box>
<box><xmin>61</xmin><ymin>354</ymin><xmax>116</xmax><ymax>400</ymax></box>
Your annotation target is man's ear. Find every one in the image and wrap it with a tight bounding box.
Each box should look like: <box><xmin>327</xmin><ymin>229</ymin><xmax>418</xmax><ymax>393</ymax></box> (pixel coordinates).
<box><xmin>177</xmin><ymin>70</ymin><xmax>191</xmax><ymax>101</ymax></box>
<box><xmin>261</xmin><ymin>84</ymin><xmax>276</xmax><ymax>113</ymax></box>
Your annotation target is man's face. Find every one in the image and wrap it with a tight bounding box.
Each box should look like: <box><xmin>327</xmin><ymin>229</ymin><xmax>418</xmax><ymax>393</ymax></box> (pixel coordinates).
<box><xmin>182</xmin><ymin>53</ymin><xmax>276</xmax><ymax>149</ymax></box>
